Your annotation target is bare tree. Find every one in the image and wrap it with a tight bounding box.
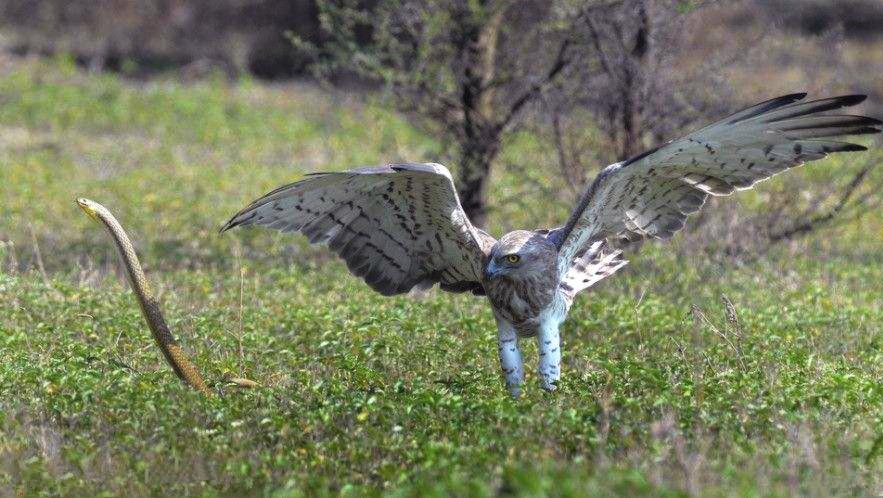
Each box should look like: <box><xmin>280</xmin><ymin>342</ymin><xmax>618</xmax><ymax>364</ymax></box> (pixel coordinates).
<box><xmin>302</xmin><ymin>0</ymin><xmax>881</xmax><ymax>244</ymax></box>
<box><xmin>298</xmin><ymin>0</ymin><xmax>593</xmax><ymax>227</ymax></box>
<box><xmin>544</xmin><ymin>0</ymin><xmax>740</xmax><ymax>164</ymax></box>
<box><xmin>544</xmin><ymin>0</ymin><xmax>881</xmax><ymax>256</ymax></box>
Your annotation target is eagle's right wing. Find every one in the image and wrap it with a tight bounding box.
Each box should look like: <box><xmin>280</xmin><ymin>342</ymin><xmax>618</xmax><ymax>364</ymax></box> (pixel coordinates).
<box><xmin>550</xmin><ymin>93</ymin><xmax>881</xmax><ymax>276</ymax></box>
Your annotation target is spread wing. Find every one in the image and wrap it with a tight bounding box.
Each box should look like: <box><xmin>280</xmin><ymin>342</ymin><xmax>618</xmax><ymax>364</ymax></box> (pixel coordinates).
<box><xmin>222</xmin><ymin>162</ymin><xmax>495</xmax><ymax>296</ymax></box>
<box><xmin>551</xmin><ymin>93</ymin><xmax>881</xmax><ymax>273</ymax></box>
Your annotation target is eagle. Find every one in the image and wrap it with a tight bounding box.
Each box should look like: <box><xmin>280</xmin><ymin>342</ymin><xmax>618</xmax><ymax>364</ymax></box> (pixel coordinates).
<box><xmin>222</xmin><ymin>93</ymin><xmax>881</xmax><ymax>397</ymax></box>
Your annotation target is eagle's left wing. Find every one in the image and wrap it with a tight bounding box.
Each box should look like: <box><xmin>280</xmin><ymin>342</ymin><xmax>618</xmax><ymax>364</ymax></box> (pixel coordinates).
<box><xmin>551</xmin><ymin>93</ymin><xmax>881</xmax><ymax>275</ymax></box>
<box><xmin>222</xmin><ymin>163</ymin><xmax>495</xmax><ymax>296</ymax></box>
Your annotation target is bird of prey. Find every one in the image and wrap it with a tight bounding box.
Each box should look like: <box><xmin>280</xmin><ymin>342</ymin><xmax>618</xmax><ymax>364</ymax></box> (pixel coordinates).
<box><xmin>222</xmin><ymin>94</ymin><xmax>881</xmax><ymax>397</ymax></box>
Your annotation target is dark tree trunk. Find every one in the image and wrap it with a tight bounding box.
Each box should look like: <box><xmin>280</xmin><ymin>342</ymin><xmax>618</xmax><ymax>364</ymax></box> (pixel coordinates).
<box><xmin>456</xmin><ymin>136</ymin><xmax>500</xmax><ymax>228</ymax></box>
<box><xmin>614</xmin><ymin>0</ymin><xmax>653</xmax><ymax>160</ymax></box>
<box><xmin>619</xmin><ymin>81</ymin><xmax>639</xmax><ymax>159</ymax></box>
<box><xmin>453</xmin><ymin>4</ymin><xmax>504</xmax><ymax>228</ymax></box>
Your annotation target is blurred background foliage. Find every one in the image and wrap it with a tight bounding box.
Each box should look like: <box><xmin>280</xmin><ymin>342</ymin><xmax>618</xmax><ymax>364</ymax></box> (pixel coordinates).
<box><xmin>2</xmin><ymin>0</ymin><xmax>883</xmax><ymax>81</ymax></box>
<box><xmin>1</xmin><ymin>0</ymin><xmax>881</xmax><ymax>270</ymax></box>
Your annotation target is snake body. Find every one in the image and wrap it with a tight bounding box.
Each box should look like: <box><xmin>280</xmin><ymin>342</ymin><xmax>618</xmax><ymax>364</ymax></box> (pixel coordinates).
<box><xmin>77</xmin><ymin>198</ymin><xmax>212</xmax><ymax>395</ymax></box>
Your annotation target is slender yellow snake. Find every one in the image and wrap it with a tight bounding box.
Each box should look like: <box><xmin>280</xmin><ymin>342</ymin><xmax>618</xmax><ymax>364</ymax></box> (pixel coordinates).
<box><xmin>77</xmin><ymin>198</ymin><xmax>257</xmax><ymax>394</ymax></box>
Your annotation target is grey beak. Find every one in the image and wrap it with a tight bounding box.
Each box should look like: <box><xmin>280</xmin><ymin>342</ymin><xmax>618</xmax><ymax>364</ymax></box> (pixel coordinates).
<box><xmin>484</xmin><ymin>260</ymin><xmax>499</xmax><ymax>280</ymax></box>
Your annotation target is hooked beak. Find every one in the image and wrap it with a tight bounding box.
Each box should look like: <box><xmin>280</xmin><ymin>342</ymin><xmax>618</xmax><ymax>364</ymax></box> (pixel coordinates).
<box><xmin>483</xmin><ymin>260</ymin><xmax>501</xmax><ymax>280</ymax></box>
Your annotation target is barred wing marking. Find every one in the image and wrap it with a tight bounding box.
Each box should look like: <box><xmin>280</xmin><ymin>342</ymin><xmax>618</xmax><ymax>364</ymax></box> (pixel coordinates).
<box><xmin>222</xmin><ymin>163</ymin><xmax>495</xmax><ymax>296</ymax></box>
<box><xmin>553</xmin><ymin>94</ymin><xmax>881</xmax><ymax>274</ymax></box>
<box><xmin>559</xmin><ymin>241</ymin><xmax>628</xmax><ymax>301</ymax></box>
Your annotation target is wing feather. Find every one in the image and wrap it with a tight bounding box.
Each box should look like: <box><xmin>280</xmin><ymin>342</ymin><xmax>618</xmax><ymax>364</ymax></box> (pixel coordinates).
<box><xmin>560</xmin><ymin>241</ymin><xmax>628</xmax><ymax>301</ymax></box>
<box><xmin>222</xmin><ymin>163</ymin><xmax>494</xmax><ymax>296</ymax></box>
<box><xmin>553</xmin><ymin>94</ymin><xmax>881</xmax><ymax>274</ymax></box>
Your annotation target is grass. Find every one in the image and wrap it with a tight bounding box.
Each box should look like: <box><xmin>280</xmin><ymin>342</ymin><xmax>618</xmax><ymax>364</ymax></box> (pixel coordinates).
<box><xmin>1</xmin><ymin>56</ymin><xmax>882</xmax><ymax>497</ymax></box>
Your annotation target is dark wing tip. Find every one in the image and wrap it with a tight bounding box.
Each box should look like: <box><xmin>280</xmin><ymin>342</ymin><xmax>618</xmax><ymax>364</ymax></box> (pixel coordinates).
<box><xmin>727</xmin><ymin>92</ymin><xmax>809</xmax><ymax>125</ymax></box>
<box><xmin>846</xmin><ymin>115</ymin><xmax>882</xmax><ymax>126</ymax></box>
<box><xmin>219</xmin><ymin>220</ymin><xmax>235</xmax><ymax>233</ymax></box>
<box><xmin>218</xmin><ymin>218</ymin><xmax>238</xmax><ymax>234</ymax></box>
<box><xmin>754</xmin><ymin>92</ymin><xmax>809</xmax><ymax>110</ymax></box>
<box><xmin>759</xmin><ymin>92</ymin><xmax>808</xmax><ymax>104</ymax></box>
<box><xmin>219</xmin><ymin>209</ymin><xmax>258</xmax><ymax>233</ymax></box>
<box><xmin>835</xmin><ymin>94</ymin><xmax>868</xmax><ymax>107</ymax></box>
<box><xmin>770</xmin><ymin>92</ymin><xmax>808</xmax><ymax>107</ymax></box>
<box><xmin>837</xmin><ymin>143</ymin><xmax>869</xmax><ymax>152</ymax></box>
<box><xmin>219</xmin><ymin>212</ymin><xmax>239</xmax><ymax>233</ymax></box>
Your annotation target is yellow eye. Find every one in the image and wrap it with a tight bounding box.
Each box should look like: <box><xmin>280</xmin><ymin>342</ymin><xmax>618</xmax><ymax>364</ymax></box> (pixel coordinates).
<box><xmin>505</xmin><ymin>254</ymin><xmax>520</xmax><ymax>264</ymax></box>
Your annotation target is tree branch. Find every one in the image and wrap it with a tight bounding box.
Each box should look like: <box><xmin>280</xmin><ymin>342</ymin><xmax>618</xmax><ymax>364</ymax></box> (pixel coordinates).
<box><xmin>494</xmin><ymin>37</ymin><xmax>572</xmax><ymax>133</ymax></box>
<box><xmin>550</xmin><ymin>107</ymin><xmax>583</xmax><ymax>196</ymax></box>
<box><xmin>768</xmin><ymin>161</ymin><xmax>876</xmax><ymax>243</ymax></box>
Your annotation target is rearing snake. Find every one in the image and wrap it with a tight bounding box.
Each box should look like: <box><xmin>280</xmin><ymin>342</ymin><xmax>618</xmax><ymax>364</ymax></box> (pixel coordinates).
<box><xmin>77</xmin><ymin>198</ymin><xmax>256</xmax><ymax>394</ymax></box>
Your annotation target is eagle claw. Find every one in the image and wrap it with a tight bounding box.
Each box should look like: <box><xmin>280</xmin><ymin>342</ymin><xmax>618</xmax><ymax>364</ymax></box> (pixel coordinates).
<box><xmin>540</xmin><ymin>378</ymin><xmax>558</xmax><ymax>392</ymax></box>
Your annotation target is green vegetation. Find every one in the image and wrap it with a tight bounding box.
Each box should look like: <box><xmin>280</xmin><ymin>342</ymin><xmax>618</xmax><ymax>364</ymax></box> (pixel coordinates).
<box><xmin>1</xmin><ymin>57</ymin><xmax>882</xmax><ymax>497</ymax></box>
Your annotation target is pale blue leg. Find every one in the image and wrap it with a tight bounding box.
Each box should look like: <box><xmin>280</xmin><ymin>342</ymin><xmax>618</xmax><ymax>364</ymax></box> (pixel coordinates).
<box><xmin>495</xmin><ymin>317</ymin><xmax>524</xmax><ymax>398</ymax></box>
<box><xmin>537</xmin><ymin>320</ymin><xmax>561</xmax><ymax>392</ymax></box>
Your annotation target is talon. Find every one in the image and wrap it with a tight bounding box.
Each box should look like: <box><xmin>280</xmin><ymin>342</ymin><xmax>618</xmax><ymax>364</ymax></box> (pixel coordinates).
<box><xmin>540</xmin><ymin>379</ymin><xmax>558</xmax><ymax>392</ymax></box>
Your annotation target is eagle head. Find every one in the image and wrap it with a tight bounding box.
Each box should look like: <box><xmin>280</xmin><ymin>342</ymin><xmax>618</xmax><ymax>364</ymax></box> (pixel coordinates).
<box><xmin>484</xmin><ymin>230</ymin><xmax>558</xmax><ymax>282</ymax></box>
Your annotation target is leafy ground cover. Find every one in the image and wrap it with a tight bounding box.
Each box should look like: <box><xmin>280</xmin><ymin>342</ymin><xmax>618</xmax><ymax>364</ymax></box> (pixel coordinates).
<box><xmin>0</xmin><ymin>57</ymin><xmax>881</xmax><ymax>497</ymax></box>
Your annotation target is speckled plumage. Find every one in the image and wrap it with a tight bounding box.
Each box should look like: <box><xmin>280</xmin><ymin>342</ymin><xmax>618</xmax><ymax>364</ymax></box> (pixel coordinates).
<box><xmin>482</xmin><ymin>231</ymin><xmax>559</xmax><ymax>333</ymax></box>
<box><xmin>224</xmin><ymin>94</ymin><xmax>880</xmax><ymax>397</ymax></box>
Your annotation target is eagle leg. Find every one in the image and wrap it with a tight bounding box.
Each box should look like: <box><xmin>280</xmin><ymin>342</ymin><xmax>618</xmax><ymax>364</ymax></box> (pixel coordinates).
<box><xmin>495</xmin><ymin>316</ymin><xmax>524</xmax><ymax>398</ymax></box>
<box><xmin>537</xmin><ymin>319</ymin><xmax>561</xmax><ymax>392</ymax></box>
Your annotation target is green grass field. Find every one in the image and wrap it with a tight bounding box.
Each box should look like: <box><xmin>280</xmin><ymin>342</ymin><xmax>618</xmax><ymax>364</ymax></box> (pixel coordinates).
<box><xmin>1</xmin><ymin>57</ymin><xmax>882</xmax><ymax>497</ymax></box>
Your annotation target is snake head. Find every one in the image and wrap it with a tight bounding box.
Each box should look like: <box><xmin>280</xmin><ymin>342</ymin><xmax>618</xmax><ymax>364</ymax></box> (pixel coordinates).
<box><xmin>76</xmin><ymin>198</ymin><xmax>102</xmax><ymax>223</ymax></box>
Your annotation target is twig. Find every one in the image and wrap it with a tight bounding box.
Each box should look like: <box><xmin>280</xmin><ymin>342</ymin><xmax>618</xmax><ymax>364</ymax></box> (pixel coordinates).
<box><xmin>768</xmin><ymin>161</ymin><xmax>876</xmax><ymax>243</ymax></box>
<box><xmin>691</xmin><ymin>304</ymin><xmax>745</xmax><ymax>369</ymax></box>
<box><xmin>235</xmin><ymin>243</ymin><xmax>245</xmax><ymax>369</ymax></box>
<box><xmin>550</xmin><ymin>107</ymin><xmax>584</xmax><ymax>196</ymax></box>
<box><xmin>495</xmin><ymin>38</ymin><xmax>573</xmax><ymax>133</ymax></box>
<box><xmin>28</xmin><ymin>224</ymin><xmax>63</xmax><ymax>298</ymax></box>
